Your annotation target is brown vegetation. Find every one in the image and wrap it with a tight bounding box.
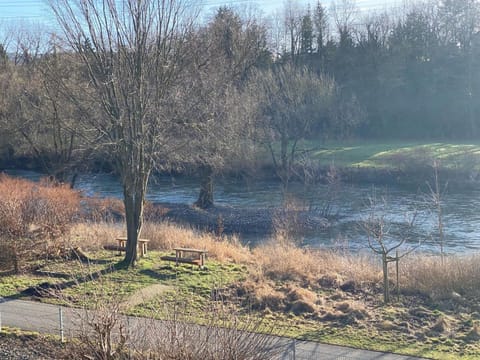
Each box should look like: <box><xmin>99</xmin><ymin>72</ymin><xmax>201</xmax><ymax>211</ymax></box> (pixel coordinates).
<box><xmin>402</xmin><ymin>255</ymin><xmax>480</xmax><ymax>302</ymax></box>
<box><xmin>0</xmin><ymin>175</ymin><xmax>79</xmax><ymax>272</ymax></box>
<box><xmin>68</xmin><ymin>218</ymin><xmax>480</xmax><ymax>307</ymax></box>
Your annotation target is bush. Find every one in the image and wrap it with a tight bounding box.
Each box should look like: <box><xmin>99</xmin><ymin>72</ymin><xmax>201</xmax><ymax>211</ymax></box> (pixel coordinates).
<box><xmin>80</xmin><ymin>196</ymin><xmax>125</xmax><ymax>222</ymax></box>
<box><xmin>0</xmin><ymin>174</ymin><xmax>80</xmax><ymax>271</ymax></box>
<box><xmin>65</xmin><ymin>276</ymin><xmax>286</xmax><ymax>360</ymax></box>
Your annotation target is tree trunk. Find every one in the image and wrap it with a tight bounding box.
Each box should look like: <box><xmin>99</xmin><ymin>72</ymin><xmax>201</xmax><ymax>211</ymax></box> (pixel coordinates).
<box><xmin>279</xmin><ymin>135</ymin><xmax>290</xmax><ymax>193</ymax></box>
<box><xmin>195</xmin><ymin>165</ymin><xmax>214</xmax><ymax>209</ymax></box>
<box><xmin>122</xmin><ymin>174</ymin><xmax>147</xmax><ymax>267</ymax></box>
<box><xmin>382</xmin><ymin>253</ymin><xmax>390</xmax><ymax>303</ymax></box>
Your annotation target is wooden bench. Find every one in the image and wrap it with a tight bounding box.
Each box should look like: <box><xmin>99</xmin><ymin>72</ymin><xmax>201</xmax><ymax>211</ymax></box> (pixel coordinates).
<box><xmin>103</xmin><ymin>237</ymin><xmax>150</xmax><ymax>257</ymax></box>
<box><xmin>160</xmin><ymin>247</ymin><xmax>208</xmax><ymax>269</ymax></box>
<box><xmin>103</xmin><ymin>244</ymin><xmax>126</xmax><ymax>252</ymax></box>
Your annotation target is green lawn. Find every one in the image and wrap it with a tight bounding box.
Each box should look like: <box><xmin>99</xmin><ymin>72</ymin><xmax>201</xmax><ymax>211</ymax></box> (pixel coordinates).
<box><xmin>267</xmin><ymin>140</ymin><xmax>480</xmax><ymax>172</ymax></box>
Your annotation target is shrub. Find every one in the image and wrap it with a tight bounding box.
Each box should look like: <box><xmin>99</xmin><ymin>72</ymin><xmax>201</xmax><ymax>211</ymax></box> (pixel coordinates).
<box><xmin>0</xmin><ymin>174</ymin><xmax>80</xmax><ymax>271</ymax></box>
<box><xmin>80</xmin><ymin>196</ymin><xmax>125</xmax><ymax>222</ymax></box>
<box><xmin>65</xmin><ymin>276</ymin><xmax>286</xmax><ymax>360</ymax></box>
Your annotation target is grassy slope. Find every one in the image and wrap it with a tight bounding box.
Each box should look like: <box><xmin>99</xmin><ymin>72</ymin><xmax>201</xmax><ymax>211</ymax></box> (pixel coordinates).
<box><xmin>2</xmin><ymin>248</ymin><xmax>480</xmax><ymax>360</ymax></box>
<box><xmin>272</xmin><ymin>140</ymin><xmax>480</xmax><ymax>172</ymax></box>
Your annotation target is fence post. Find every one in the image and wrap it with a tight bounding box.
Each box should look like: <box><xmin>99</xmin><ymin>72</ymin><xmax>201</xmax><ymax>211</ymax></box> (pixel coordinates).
<box><xmin>396</xmin><ymin>249</ymin><xmax>400</xmax><ymax>301</ymax></box>
<box><xmin>127</xmin><ymin>316</ymin><xmax>131</xmax><ymax>358</ymax></box>
<box><xmin>292</xmin><ymin>339</ymin><xmax>296</xmax><ymax>360</ymax></box>
<box><xmin>59</xmin><ymin>307</ymin><xmax>65</xmax><ymax>343</ymax></box>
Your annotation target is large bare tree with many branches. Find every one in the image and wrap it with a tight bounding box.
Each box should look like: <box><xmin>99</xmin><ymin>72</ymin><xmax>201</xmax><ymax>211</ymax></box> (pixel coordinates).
<box><xmin>49</xmin><ymin>0</ymin><xmax>196</xmax><ymax>267</ymax></box>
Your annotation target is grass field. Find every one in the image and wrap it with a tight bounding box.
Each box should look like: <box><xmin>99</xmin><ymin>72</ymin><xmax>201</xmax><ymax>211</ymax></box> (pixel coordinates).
<box><xmin>267</xmin><ymin>140</ymin><xmax>480</xmax><ymax>172</ymax></box>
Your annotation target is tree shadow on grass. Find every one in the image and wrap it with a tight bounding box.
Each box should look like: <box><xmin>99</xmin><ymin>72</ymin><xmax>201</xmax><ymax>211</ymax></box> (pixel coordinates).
<box><xmin>15</xmin><ymin>261</ymin><xmax>180</xmax><ymax>300</ymax></box>
<box><xmin>17</xmin><ymin>262</ymin><xmax>122</xmax><ymax>299</ymax></box>
<box><xmin>139</xmin><ymin>268</ymin><xmax>177</xmax><ymax>282</ymax></box>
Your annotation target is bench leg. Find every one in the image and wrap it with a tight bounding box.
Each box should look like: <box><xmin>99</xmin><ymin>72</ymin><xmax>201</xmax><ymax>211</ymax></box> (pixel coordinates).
<box><xmin>141</xmin><ymin>243</ymin><xmax>147</xmax><ymax>257</ymax></box>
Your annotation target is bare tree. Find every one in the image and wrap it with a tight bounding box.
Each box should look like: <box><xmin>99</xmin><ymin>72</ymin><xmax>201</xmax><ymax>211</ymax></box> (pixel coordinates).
<box><xmin>177</xmin><ymin>7</ymin><xmax>268</xmax><ymax>209</ymax></box>
<box><xmin>283</xmin><ymin>0</ymin><xmax>304</xmax><ymax>60</ymax></box>
<box><xmin>425</xmin><ymin>160</ymin><xmax>447</xmax><ymax>260</ymax></box>
<box><xmin>49</xmin><ymin>0</ymin><xmax>197</xmax><ymax>267</ymax></box>
<box><xmin>4</xmin><ymin>31</ymin><xmax>90</xmax><ymax>186</ymax></box>
<box><xmin>361</xmin><ymin>190</ymin><xmax>419</xmax><ymax>303</ymax></box>
<box><xmin>330</xmin><ymin>0</ymin><xmax>358</xmax><ymax>43</ymax></box>
<box><xmin>251</xmin><ymin>64</ymin><xmax>336</xmax><ymax>192</ymax></box>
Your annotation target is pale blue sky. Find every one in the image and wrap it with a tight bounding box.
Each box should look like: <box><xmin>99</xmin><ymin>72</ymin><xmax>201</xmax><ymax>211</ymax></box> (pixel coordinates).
<box><xmin>0</xmin><ymin>0</ymin><xmax>397</xmax><ymax>25</ymax></box>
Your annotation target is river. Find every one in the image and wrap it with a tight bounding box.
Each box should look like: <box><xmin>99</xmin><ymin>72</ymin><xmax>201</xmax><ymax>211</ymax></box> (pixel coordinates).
<box><xmin>5</xmin><ymin>169</ymin><xmax>480</xmax><ymax>254</ymax></box>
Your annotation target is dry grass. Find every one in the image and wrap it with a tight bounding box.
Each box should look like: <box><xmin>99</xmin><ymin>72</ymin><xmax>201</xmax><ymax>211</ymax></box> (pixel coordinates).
<box><xmin>69</xmin><ymin>222</ymin><xmax>125</xmax><ymax>251</ymax></box>
<box><xmin>141</xmin><ymin>222</ymin><xmax>252</xmax><ymax>263</ymax></box>
<box><xmin>251</xmin><ymin>240</ymin><xmax>380</xmax><ymax>286</ymax></box>
<box><xmin>401</xmin><ymin>254</ymin><xmax>480</xmax><ymax>300</ymax></box>
<box><xmin>69</xmin><ymin>221</ymin><xmax>252</xmax><ymax>263</ymax></box>
<box><xmin>69</xmin><ymin>220</ymin><xmax>480</xmax><ymax>305</ymax></box>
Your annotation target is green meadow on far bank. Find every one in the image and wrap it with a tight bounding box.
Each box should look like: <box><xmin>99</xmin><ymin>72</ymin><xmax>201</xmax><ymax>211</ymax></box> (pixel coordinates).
<box><xmin>264</xmin><ymin>140</ymin><xmax>480</xmax><ymax>173</ymax></box>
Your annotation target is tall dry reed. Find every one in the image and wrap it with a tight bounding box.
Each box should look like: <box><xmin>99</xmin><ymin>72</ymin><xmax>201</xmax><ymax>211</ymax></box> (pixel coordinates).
<box><xmin>401</xmin><ymin>254</ymin><xmax>480</xmax><ymax>300</ymax></box>
<box><xmin>142</xmin><ymin>222</ymin><xmax>252</xmax><ymax>264</ymax></box>
<box><xmin>70</xmin><ymin>219</ymin><xmax>480</xmax><ymax>302</ymax></box>
<box><xmin>251</xmin><ymin>240</ymin><xmax>380</xmax><ymax>285</ymax></box>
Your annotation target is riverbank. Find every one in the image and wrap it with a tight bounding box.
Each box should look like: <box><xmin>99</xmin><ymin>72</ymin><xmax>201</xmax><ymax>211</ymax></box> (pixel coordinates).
<box><xmin>156</xmin><ymin>202</ymin><xmax>330</xmax><ymax>239</ymax></box>
<box><xmin>258</xmin><ymin>140</ymin><xmax>480</xmax><ymax>189</ymax></box>
<box><xmin>3</xmin><ymin>140</ymin><xmax>480</xmax><ymax>190</ymax></box>
<box><xmin>6</xmin><ymin>164</ymin><xmax>480</xmax><ymax>254</ymax></box>
<box><xmin>2</xmin><ymin>221</ymin><xmax>480</xmax><ymax>359</ymax></box>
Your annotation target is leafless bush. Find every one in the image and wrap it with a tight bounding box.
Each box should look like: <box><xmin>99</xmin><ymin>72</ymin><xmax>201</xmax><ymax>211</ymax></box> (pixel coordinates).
<box><xmin>62</xmin><ymin>271</ymin><xmax>285</xmax><ymax>360</ymax></box>
<box><xmin>74</xmin><ymin>301</ymin><xmax>128</xmax><ymax>360</ymax></box>
<box><xmin>0</xmin><ymin>174</ymin><xmax>79</xmax><ymax>271</ymax></box>
<box><xmin>272</xmin><ymin>196</ymin><xmax>308</xmax><ymax>245</ymax></box>
<box><xmin>131</xmin><ymin>300</ymin><xmax>286</xmax><ymax>359</ymax></box>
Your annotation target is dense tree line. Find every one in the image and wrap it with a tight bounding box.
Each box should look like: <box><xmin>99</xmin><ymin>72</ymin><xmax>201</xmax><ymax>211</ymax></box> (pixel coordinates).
<box><xmin>275</xmin><ymin>0</ymin><xmax>480</xmax><ymax>138</ymax></box>
<box><xmin>3</xmin><ymin>0</ymin><xmax>476</xmax><ymax>179</ymax></box>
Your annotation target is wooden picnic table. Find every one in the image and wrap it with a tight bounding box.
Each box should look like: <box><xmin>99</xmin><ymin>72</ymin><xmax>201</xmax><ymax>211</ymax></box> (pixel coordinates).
<box><xmin>160</xmin><ymin>247</ymin><xmax>208</xmax><ymax>268</ymax></box>
<box><xmin>174</xmin><ymin>247</ymin><xmax>208</xmax><ymax>267</ymax></box>
<box><xmin>115</xmin><ymin>237</ymin><xmax>150</xmax><ymax>257</ymax></box>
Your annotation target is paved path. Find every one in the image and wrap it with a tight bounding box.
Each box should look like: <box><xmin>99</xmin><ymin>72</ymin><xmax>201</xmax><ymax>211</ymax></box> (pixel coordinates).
<box><xmin>0</xmin><ymin>298</ymin><xmax>426</xmax><ymax>360</ymax></box>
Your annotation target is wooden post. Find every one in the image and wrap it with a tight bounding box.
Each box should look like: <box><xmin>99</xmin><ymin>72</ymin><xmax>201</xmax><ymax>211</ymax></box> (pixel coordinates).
<box><xmin>59</xmin><ymin>307</ymin><xmax>65</xmax><ymax>343</ymax></box>
<box><xmin>396</xmin><ymin>250</ymin><xmax>400</xmax><ymax>301</ymax></box>
<box><xmin>382</xmin><ymin>253</ymin><xmax>389</xmax><ymax>303</ymax></box>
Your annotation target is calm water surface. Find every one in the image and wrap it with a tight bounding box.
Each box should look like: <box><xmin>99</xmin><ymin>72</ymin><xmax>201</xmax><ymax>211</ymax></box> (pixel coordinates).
<box><xmin>6</xmin><ymin>169</ymin><xmax>480</xmax><ymax>254</ymax></box>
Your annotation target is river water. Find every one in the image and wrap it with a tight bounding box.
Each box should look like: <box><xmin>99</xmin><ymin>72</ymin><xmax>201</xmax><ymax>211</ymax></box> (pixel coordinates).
<box><xmin>5</xmin><ymin>169</ymin><xmax>480</xmax><ymax>254</ymax></box>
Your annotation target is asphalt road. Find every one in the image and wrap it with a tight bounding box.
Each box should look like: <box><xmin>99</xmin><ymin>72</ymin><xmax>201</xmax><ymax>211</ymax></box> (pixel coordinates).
<box><xmin>0</xmin><ymin>298</ymin><xmax>427</xmax><ymax>360</ymax></box>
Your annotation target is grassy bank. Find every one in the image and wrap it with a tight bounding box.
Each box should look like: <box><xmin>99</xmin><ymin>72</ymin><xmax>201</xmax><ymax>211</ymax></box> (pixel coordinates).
<box><xmin>294</xmin><ymin>140</ymin><xmax>480</xmax><ymax>169</ymax></box>
<box><xmin>3</xmin><ymin>222</ymin><xmax>480</xmax><ymax>359</ymax></box>
<box><xmin>257</xmin><ymin>140</ymin><xmax>480</xmax><ymax>187</ymax></box>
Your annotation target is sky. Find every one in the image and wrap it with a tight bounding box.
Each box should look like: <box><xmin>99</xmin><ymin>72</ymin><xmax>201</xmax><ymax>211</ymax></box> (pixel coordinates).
<box><xmin>0</xmin><ymin>0</ymin><xmax>398</xmax><ymax>26</ymax></box>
